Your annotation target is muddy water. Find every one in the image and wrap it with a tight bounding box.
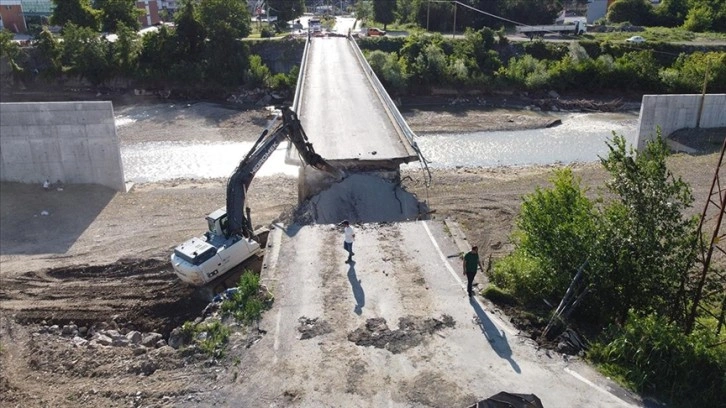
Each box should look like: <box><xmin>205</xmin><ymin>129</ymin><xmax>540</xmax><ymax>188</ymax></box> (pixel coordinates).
<box><xmin>118</xmin><ymin>111</ymin><xmax>639</xmax><ymax>183</ymax></box>
<box><xmin>403</xmin><ymin>112</ymin><xmax>639</xmax><ymax>170</ymax></box>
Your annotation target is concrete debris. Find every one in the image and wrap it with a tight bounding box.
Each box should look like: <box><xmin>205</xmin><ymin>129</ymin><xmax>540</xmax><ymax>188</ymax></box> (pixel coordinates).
<box><xmin>126</xmin><ymin>330</ymin><xmax>142</xmax><ymax>344</ymax></box>
<box><xmin>297</xmin><ymin>316</ymin><xmax>333</xmax><ymax>340</ymax></box>
<box><xmin>142</xmin><ymin>332</ymin><xmax>163</xmax><ymax>347</ymax></box>
<box><xmin>96</xmin><ymin>334</ymin><xmax>113</xmax><ymax>346</ymax></box>
<box><xmin>61</xmin><ymin>324</ymin><xmax>78</xmax><ymax>336</ymax></box>
<box><xmin>348</xmin><ymin>315</ymin><xmax>456</xmax><ymax>354</ymax></box>
<box><xmin>72</xmin><ymin>336</ymin><xmax>88</xmax><ymax>347</ymax></box>
<box><xmin>168</xmin><ymin>327</ymin><xmax>186</xmax><ymax>349</ymax></box>
<box><xmin>297</xmin><ymin>174</ymin><xmax>428</xmax><ymax>224</ymax></box>
<box><xmin>127</xmin><ymin>359</ymin><xmax>158</xmax><ymax>376</ymax></box>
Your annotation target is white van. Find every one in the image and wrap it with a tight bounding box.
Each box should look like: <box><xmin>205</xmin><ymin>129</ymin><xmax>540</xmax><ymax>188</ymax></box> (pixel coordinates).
<box><xmin>309</xmin><ymin>18</ymin><xmax>322</xmax><ymax>33</ymax></box>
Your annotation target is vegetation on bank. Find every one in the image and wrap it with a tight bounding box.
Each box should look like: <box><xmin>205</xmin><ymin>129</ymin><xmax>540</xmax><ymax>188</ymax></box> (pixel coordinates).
<box><xmin>2</xmin><ymin>24</ymin><xmax>724</xmax><ymax>100</ymax></box>
<box><xmin>360</xmin><ymin>29</ymin><xmax>726</xmax><ymax>97</ymax></box>
<box><xmin>180</xmin><ymin>271</ymin><xmax>272</xmax><ymax>358</ymax></box>
<box><xmin>485</xmin><ymin>134</ymin><xmax>725</xmax><ymax>407</ymax></box>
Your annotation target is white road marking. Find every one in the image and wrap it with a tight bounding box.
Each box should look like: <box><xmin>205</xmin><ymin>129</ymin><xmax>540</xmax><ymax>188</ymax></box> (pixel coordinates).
<box><xmin>273</xmin><ymin>309</ymin><xmax>282</xmax><ymax>364</ymax></box>
<box><xmin>266</xmin><ymin>226</ymin><xmax>284</xmax><ymax>364</ymax></box>
<box><xmin>420</xmin><ymin>221</ymin><xmax>516</xmax><ymax>336</ymax></box>
<box><xmin>564</xmin><ymin>367</ymin><xmax>638</xmax><ymax>407</ymax></box>
<box><xmin>421</xmin><ymin>221</ymin><xmax>464</xmax><ymax>286</ymax></box>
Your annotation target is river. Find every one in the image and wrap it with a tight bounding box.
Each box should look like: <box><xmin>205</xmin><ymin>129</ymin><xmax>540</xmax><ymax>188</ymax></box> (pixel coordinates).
<box><xmin>119</xmin><ymin>111</ymin><xmax>639</xmax><ymax>183</ymax></box>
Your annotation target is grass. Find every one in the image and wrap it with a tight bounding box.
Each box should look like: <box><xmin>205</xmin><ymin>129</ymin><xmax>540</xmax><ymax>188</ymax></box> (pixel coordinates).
<box><xmin>586</xmin><ymin>26</ymin><xmax>726</xmax><ymax>43</ymax></box>
<box><xmin>178</xmin><ymin>271</ymin><xmax>273</xmax><ymax>358</ymax></box>
<box><xmin>482</xmin><ymin>285</ymin><xmax>519</xmax><ymax>306</ymax></box>
<box><xmin>220</xmin><ymin>271</ymin><xmax>273</xmax><ymax>324</ymax></box>
<box><xmin>181</xmin><ymin>320</ymin><xmax>231</xmax><ymax>358</ymax></box>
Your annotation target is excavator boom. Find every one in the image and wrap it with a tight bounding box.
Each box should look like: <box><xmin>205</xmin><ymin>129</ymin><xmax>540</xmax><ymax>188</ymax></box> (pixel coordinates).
<box><xmin>171</xmin><ymin>106</ymin><xmax>341</xmax><ymax>287</ymax></box>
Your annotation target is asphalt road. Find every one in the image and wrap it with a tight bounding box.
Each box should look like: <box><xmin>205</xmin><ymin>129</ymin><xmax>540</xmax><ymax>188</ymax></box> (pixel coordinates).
<box><xmin>297</xmin><ymin>36</ymin><xmax>415</xmax><ymax>162</ymax></box>
<box><xmin>213</xmin><ymin>221</ymin><xmax>643</xmax><ymax>407</ymax></box>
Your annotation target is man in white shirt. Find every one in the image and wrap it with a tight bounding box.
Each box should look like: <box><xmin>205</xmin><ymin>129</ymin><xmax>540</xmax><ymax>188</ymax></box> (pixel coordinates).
<box><xmin>342</xmin><ymin>220</ymin><xmax>355</xmax><ymax>264</ymax></box>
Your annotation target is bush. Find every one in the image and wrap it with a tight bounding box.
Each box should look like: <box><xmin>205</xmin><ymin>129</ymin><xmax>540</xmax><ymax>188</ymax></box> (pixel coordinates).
<box><xmin>588</xmin><ymin>312</ymin><xmax>726</xmax><ymax>407</ymax></box>
<box><xmin>260</xmin><ymin>26</ymin><xmax>275</xmax><ymax>38</ymax></box>
<box><xmin>482</xmin><ymin>285</ymin><xmax>518</xmax><ymax>306</ymax></box>
<box><xmin>220</xmin><ymin>271</ymin><xmax>272</xmax><ymax>323</ymax></box>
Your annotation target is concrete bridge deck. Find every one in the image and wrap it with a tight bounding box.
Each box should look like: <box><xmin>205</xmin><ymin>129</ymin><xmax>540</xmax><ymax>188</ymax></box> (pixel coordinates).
<box><xmin>294</xmin><ymin>36</ymin><xmax>419</xmax><ymax>170</ymax></box>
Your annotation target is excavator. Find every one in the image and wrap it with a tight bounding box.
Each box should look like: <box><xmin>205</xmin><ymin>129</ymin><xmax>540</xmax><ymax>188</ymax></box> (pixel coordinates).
<box><xmin>171</xmin><ymin>106</ymin><xmax>341</xmax><ymax>286</ymax></box>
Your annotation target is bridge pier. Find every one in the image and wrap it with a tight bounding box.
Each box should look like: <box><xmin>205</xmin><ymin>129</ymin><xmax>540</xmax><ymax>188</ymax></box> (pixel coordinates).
<box><xmin>298</xmin><ymin>161</ymin><xmax>402</xmax><ymax>204</ymax></box>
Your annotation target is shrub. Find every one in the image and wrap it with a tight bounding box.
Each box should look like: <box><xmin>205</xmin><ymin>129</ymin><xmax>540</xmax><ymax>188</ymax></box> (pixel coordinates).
<box><xmin>220</xmin><ymin>271</ymin><xmax>272</xmax><ymax>323</ymax></box>
<box><xmin>588</xmin><ymin>311</ymin><xmax>726</xmax><ymax>407</ymax></box>
<box><xmin>482</xmin><ymin>285</ymin><xmax>518</xmax><ymax>306</ymax></box>
<box><xmin>491</xmin><ymin>168</ymin><xmax>595</xmax><ymax>305</ymax></box>
<box><xmin>260</xmin><ymin>26</ymin><xmax>275</xmax><ymax>38</ymax></box>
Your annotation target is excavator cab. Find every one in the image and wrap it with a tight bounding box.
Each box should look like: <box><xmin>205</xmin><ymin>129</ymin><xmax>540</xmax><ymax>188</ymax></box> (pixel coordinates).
<box><xmin>206</xmin><ymin>208</ymin><xmax>229</xmax><ymax>239</ymax></box>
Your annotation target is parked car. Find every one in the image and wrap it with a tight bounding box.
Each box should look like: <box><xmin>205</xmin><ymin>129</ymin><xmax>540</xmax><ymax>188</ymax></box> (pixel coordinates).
<box><xmin>366</xmin><ymin>27</ymin><xmax>386</xmax><ymax>37</ymax></box>
<box><xmin>626</xmin><ymin>35</ymin><xmax>646</xmax><ymax>44</ymax></box>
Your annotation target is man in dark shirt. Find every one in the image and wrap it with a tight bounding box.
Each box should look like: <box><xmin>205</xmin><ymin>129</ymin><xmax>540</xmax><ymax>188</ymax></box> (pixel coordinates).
<box><xmin>463</xmin><ymin>246</ymin><xmax>482</xmax><ymax>297</ymax></box>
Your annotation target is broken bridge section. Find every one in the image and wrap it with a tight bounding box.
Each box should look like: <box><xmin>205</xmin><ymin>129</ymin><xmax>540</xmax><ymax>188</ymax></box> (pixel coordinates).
<box><xmin>289</xmin><ymin>35</ymin><xmax>425</xmax><ymax>201</ymax></box>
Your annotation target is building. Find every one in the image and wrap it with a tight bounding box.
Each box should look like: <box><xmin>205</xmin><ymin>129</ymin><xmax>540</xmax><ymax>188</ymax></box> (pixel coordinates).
<box><xmin>0</xmin><ymin>0</ymin><xmax>26</xmax><ymax>33</ymax></box>
<box><xmin>136</xmin><ymin>0</ymin><xmax>160</xmax><ymax>27</ymax></box>
<box><xmin>1</xmin><ymin>0</ymin><xmax>162</xmax><ymax>34</ymax></box>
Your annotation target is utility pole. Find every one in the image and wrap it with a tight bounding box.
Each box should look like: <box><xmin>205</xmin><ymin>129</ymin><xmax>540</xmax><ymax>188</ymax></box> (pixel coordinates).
<box><xmin>697</xmin><ymin>61</ymin><xmax>710</xmax><ymax>129</ymax></box>
<box><xmin>452</xmin><ymin>2</ymin><xmax>456</xmax><ymax>38</ymax></box>
<box><xmin>427</xmin><ymin>0</ymin><xmax>430</xmax><ymax>31</ymax></box>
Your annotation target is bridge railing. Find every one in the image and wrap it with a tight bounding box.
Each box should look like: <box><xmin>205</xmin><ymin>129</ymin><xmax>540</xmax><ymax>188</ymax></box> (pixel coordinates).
<box><xmin>346</xmin><ymin>35</ymin><xmax>431</xmax><ymax>184</ymax></box>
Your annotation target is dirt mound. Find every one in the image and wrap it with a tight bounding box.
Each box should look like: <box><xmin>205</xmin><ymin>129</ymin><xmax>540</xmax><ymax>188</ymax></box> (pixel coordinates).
<box><xmin>0</xmin><ymin>259</ymin><xmax>207</xmax><ymax>337</ymax></box>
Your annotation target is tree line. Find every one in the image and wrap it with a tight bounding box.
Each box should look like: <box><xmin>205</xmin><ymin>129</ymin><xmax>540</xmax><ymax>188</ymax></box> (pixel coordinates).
<box><xmin>362</xmin><ymin>0</ymin><xmax>726</xmax><ymax>33</ymax></box>
<box><xmin>361</xmin><ymin>31</ymin><xmax>726</xmax><ymax>96</ymax></box>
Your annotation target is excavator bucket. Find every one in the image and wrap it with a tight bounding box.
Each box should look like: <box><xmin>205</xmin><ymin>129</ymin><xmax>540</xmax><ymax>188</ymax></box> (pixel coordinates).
<box><xmin>467</xmin><ymin>392</ymin><xmax>544</xmax><ymax>408</ymax></box>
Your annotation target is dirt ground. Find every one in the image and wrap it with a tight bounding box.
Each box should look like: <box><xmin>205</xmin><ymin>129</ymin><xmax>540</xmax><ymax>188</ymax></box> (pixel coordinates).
<box><xmin>0</xmin><ymin>97</ymin><xmax>723</xmax><ymax>407</ymax></box>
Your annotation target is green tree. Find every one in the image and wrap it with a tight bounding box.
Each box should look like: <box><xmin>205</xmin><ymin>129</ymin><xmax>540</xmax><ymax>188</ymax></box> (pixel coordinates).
<box><xmin>355</xmin><ymin>0</ymin><xmax>374</xmax><ymax>21</ymax></box>
<box><xmin>0</xmin><ymin>30</ymin><xmax>21</xmax><ymax>61</ymax></box>
<box><xmin>661</xmin><ymin>51</ymin><xmax>726</xmax><ymax>93</ymax></box>
<box><xmin>245</xmin><ymin>54</ymin><xmax>270</xmax><ymax>88</ymax></box>
<box><xmin>0</xmin><ymin>30</ymin><xmax>24</xmax><ymax>77</ymax></box>
<box><xmin>59</xmin><ymin>23</ymin><xmax>112</xmax><ymax>85</ymax></box>
<box><xmin>590</xmin><ymin>133</ymin><xmax>698</xmax><ymax>325</ymax></box>
<box><xmin>198</xmin><ymin>0</ymin><xmax>252</xmax><ymax>40</ymax></box>
<box><xmin>32</xmin><ymin>27</ymin><xmax>62</xmax><ymax>77</ymax></box>
<box><xmin>50</xmin><ymin>0</ymin><xmax>100</xmax><ymax>30</ymax></box>
<box><xmin>174</xmin><ymin>0</ymin><xmax>205</xmax><ymax>61</ymax></box>
<box><xmin>683</xmin><ymin>4</ymin><xmax>713</xmax><ymax>32</ymax></box>
<box><xmin>498</xmin><ymin>0</ymin><xmax>560</xmax><ymax>25</ymax></box>
<box><xmin>606</xmin><ymin>0</ymin><xmax>654</xmax><ymax>26</ymax></box>
<box><xmin>112</xmin><ymin>23</ymin><xmax>140</xmax><ymax>78</ymax></box>
<box><xmin>373</xmin><ymin>0</ymin><xmax>397</xmax><ymax>30</ymax></box>
<box><xmin>653</xmin><ymin>0</ymin><xmax>688</xmax><ymax>26</ymax></box>
<box><xmin>267</xmin><ymin>0</ymin><xmax>304</xmax><ymax>29</ymax></box>
<box><xmin>97</xmin><ymin>0</ymin><xmax>141</xmax><ymax>32</ymax></box>
<box><xmin>491</xmin><ymin>168</ymin><xmax>595</xmax><ymax>303</ymax></box>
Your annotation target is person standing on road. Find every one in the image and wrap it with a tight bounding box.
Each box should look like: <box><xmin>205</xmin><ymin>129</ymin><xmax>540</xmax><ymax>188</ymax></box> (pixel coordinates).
<box><xmin>463</xmin><ymin>246</ymin><xmax>483</xmax><ymax>297</ymax></box>
<box><xmin>342</xmin><ymin>220</ymin><xmax>355</xmax><ymax>264</ymax></box>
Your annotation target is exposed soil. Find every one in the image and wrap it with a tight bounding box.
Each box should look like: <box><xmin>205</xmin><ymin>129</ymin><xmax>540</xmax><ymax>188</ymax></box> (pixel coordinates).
<box><xmin>0</xmin><ymin>94</ymin><xmax>722</xmax><ymax>407</ymax></box>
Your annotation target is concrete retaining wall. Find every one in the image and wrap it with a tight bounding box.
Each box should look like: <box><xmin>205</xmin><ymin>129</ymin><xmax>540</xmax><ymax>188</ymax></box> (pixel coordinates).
<box><xmin>0</xmin><ymin>101</ymin><xmax>125</xmax><ymax>191</ymax></box>
<box><xmin>636</xmin><ymin>94</ymin><xmax>726</xmax><ymax>150</ymax></box>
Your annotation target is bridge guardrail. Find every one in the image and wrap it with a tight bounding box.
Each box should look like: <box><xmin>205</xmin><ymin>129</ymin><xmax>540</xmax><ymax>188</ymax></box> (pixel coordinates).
<box><xmin>346</xmin><ymin>35</ymin><xmax>431</xmax><ymax>185</ymax></box>
<box><xmin>286</xmin><ymin>34</ymin><xmax>312</xmax><ymax>166</ymax></box>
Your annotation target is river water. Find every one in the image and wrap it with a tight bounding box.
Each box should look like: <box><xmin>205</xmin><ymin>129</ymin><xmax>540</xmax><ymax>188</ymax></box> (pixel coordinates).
<box><xmin>119</xmin><ymin>111</ymin><xmax>639</xmax><ymax>183</ymax></box>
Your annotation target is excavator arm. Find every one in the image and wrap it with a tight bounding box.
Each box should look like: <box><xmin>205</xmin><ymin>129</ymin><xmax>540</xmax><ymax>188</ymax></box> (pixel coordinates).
<box><xmin>226</xmin><ymin>107</ymin><xmax>341</xmax><ymax>238</ymax></box>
